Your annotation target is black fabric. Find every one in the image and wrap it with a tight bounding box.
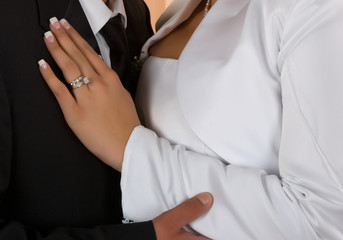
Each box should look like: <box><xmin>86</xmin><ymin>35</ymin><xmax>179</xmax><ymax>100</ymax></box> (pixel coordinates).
<box><xmin>0</xmin><ymin>220</ymin><xmax>156</xmax><ymax>240</ymax></box>
<box><xmin>0</xmin><ymin>0</ymin><xmax>155</xmax><ymax>239</ymax></box>
<box><xmin>124</xmin><ymin>0</ymin><xmax>154</xmax><ymax>97</ymax></box>
<box><xmin>100</xmin><ymin>15</ymin><xmax>129</xmax><ymax>85</ymax></box>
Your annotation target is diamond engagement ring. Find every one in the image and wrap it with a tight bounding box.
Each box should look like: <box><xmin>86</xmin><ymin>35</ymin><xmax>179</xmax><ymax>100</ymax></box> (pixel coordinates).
<box><xmin>82</xmin><ymin>77</ymin><xmax>90</xmax><ymax>85</ymax></box>
<box><xmin>70</xmin><ymin>76</ymin><xmax>91</xmax><ymax>89</ymax></box>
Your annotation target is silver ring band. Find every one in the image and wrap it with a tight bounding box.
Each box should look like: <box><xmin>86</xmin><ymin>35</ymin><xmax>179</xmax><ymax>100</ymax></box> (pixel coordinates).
<box><xmin>70</xmin><ymin>76</ymin><xmax>90</xmax><ymax>89</ymax></box>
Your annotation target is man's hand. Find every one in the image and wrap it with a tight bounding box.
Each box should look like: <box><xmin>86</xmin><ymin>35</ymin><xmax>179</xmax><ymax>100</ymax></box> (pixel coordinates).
<box><xmin>153</xmin><ymin>193</ymin><xmax>213</xmax><ymax>240</ymax></box>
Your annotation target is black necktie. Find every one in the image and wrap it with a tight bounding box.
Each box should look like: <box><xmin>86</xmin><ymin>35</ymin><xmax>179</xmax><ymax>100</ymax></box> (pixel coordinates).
<box><xmin>99</xmin><ymin>15</ymin><xmax>129</xmax><ymax>85</ymax></box>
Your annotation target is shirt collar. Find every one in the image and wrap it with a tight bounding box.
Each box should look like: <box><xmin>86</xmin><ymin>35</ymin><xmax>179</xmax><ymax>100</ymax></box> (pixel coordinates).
<box><xmin>78</xmin><ymin>0</ymin><xmax>127</xmax><ymax>35</ymax></box>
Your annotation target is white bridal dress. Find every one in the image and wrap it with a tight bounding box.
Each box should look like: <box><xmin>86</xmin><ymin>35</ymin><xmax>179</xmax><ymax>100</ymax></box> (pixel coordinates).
<box><xmin>120</xmin><ymin>0</ymin><xmax>343</xmax><ymax>239</ymax></box>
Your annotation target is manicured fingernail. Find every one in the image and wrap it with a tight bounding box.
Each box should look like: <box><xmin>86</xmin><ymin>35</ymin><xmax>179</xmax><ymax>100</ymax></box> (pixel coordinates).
<box><xmin>44</xmin><ymin>31</ymin><xmax>54</xmax><ymax>43</ymax></box>
<box><xmin>197</xmin><ymin>193</ymin><xmax>212</xmax><ymax>205</ymax></box>
<box><xmin>60</xmin><ymin>18</ymin><xmax>71</xmax><ymax>29</ymax></box>
<box><xmin>38</xmin><ymin>59</ymin><xmax>48</xmax><ymax>70</ymax></box>
<box><xmin>50</xmin><ymin>17</ymin><xmax>61</xmax><ymax>29</ymax></box>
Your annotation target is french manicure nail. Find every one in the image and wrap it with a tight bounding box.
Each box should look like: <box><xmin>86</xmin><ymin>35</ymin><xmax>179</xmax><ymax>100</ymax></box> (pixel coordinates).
<box><xmin>60</xmin><ymin>18</ymin><xmax>71</xmax><ymax>29</ymax></box>
<box><xmin>38</xmin><ymin>59</ymin><xmax>48</xmax><ymax>70</ymax></box>
<box><xmin>44</xmin><ymin>31</ymin><xmax>54</xmax><ymax>43</ymax></box>
<box><xmin>50</xmin><ymin>17</ymin><xmax>61</xmax><ymax>29</ymax></box>
<box><xmin>197</xmin><ymin>193</ymin><xmax>212</xmax><ymax>205</ymax></box>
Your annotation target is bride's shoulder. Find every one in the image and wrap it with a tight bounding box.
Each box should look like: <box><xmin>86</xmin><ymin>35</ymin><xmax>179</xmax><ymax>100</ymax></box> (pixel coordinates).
<box><xmin>155</xmin><ymin>0</ymin><xmax>190</xmax><ymax>30</ymax></box>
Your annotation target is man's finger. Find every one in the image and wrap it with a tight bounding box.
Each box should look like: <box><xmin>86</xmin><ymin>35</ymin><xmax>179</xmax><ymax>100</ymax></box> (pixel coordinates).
<box><xmin>155</xmin><ymin>192</ymin><xmax>213</xmax><ymax>230</ymax></box>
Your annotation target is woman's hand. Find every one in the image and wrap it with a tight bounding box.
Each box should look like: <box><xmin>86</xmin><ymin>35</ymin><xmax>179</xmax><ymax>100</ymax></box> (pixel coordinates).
<box><xmin>38</xmin><ymin>18</ymin><xmax>140</xmax><ymax>171</ymax></box>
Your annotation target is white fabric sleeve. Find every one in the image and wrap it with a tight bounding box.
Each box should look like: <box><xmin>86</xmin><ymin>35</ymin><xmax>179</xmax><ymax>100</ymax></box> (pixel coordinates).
<box><xmin>121</xmin><ymin>0</ymin><xmax>343</xmax><ymax>239</ymax></box>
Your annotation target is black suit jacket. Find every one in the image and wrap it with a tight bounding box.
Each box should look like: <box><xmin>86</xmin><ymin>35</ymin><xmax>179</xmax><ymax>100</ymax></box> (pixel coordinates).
<box><xmin>0</xmin><ymin>0</ymin><xmax>155</xmax><ymax>239</ymax></box>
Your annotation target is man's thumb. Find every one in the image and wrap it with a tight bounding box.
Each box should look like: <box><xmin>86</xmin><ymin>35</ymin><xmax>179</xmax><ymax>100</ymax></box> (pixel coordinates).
<box><xmin>156</xmin><ymin>192</ymin><xmax>213</xmax><ymax>230</ymax></box>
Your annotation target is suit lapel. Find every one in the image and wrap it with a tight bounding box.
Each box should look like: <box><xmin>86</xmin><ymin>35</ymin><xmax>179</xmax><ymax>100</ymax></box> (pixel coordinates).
<box><xmin>36</xmin><ymin>0</ymin><xmax>100</xmax><ymax>53</ymax></box>
<box><xmin>37</xmin><ymin>0</ymin><xmax>69</xmax><ymax>30</ymax></box>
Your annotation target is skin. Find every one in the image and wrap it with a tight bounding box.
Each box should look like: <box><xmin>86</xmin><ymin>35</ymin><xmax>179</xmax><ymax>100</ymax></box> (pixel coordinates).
<box><xmin>40</xmin><ymin>0</ymin><xmax>218</xmax><ymax>172</ymax></box>
<box><xmin>150</xmin><ymin>0</ymin><xmax>217</xmax><ymax>59</ymax></box>
<box><xmin>38</xmin><ymin>7</ymin><xmax>215</xmax><ymax>238</ymax></box>
<box><xmin>42</xmin><ymin>19</ymin><xmax>138</xmax><ymax>171</ymax></box>
<box><xmin>153</xmin><ymin>192</ymin><xmax>214</xmax><ymax>239</ymax></box>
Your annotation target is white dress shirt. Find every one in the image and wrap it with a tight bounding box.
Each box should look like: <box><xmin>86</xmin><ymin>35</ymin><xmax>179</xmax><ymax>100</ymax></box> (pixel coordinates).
<box><xmin>78</xmin><ymin>0</ymin><xmax>127</xmax><ymax>67</ymax></box>
<box><xmin>121</xmin><ymin>0</ymin><xmax>343</xmax><ymax>239</ymax></box>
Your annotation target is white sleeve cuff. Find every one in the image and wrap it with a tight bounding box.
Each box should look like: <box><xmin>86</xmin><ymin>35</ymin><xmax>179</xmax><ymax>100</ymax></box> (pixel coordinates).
<box><xmin>120</xmin><ymin>125</ymin><xmax>171</xmax><ymax>221</ymax></box>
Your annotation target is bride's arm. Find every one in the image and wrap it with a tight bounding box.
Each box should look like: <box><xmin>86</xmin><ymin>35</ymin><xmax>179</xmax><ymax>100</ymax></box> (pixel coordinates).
<box><xmin>120</xmin><ymin>1</ymin><xmax>343</xmax><ymax>239</ymax></box>
<box><xmin>39</xmin><ymin>0</ymin><xmax>343</xmax><ymax>238</ymax></box>
<box><xmin>39</xmin><ymin>20</ymin><xmax>215</xmax><ymax>240</ymax></box>
<box><xmin>39</xmin><ymin>18</ymin><xmax>140</xmax><ymax>171</ymax></box>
